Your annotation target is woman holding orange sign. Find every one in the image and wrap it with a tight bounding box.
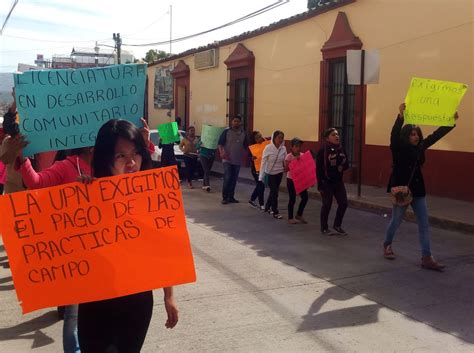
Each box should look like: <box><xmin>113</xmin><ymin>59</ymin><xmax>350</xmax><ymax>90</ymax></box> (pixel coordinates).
<box><xmin>77</xmin><ymin>119</ymin><xmax>179</xmax><ymax>353</ymax></box>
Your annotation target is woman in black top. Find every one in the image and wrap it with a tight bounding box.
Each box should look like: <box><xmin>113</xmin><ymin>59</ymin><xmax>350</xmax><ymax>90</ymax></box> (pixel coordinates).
<box><xmin>78</xmin><ymin>120</ymin><xmax>179</xmax><ymax>353</ymax></box>
<box><xmin>316</xmin><ymin>128</ymin><xmax>349</xmax><ymax>235</ymax></box>
<box><xmin>384</xmin><ymin>103</ymin><xmax>457</xmax><ymax>271</ymax></box>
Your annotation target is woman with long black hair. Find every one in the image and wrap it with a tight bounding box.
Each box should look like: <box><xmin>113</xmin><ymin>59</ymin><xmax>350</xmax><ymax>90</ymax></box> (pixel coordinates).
<box><xmin>384</xmin><ymin>103</ymin><xmax>458</xmax><ymax>271</ymax></box>
<box><xmin>78</xmin><ymin>119</ymin><xmax>179</xmax><ymax>353</ymax></box>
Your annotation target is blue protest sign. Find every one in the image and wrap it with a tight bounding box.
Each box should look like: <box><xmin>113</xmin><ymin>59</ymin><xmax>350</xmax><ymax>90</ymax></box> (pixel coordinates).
<box><xmin>14</xmin><ymin>64</ymin><xmax>147</xmax><ymax>155</ymax></box>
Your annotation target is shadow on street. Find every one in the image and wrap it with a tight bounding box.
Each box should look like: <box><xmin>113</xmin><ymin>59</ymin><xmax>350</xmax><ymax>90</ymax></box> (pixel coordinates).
<box><xmin>183</xmin><ymin>177</ymin><xmax>474</xmax><ymax>343</ymax></box>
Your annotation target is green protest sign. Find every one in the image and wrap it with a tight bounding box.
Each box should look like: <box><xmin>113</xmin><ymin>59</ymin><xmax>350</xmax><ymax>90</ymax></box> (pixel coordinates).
<box><xmin>158</xmin><ymin>122</ymin><xmax>180</xmax><ymax>144</ymax></box>
<box><xmin>404</xmin><ymin>77</ymin><xmax>468</xmax><ymax>127</ymax></box>
<box><xmin>201</xmin><ymin>124</ymin><xmax>225</xmax><ymax>149</ymax></box>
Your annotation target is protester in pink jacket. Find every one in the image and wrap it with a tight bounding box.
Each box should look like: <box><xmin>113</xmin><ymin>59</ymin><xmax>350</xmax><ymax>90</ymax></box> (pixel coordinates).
<box><xmin>17</xmin><ymin>149</ymin><xmax>92</xmax><ymax>188</ymax></box>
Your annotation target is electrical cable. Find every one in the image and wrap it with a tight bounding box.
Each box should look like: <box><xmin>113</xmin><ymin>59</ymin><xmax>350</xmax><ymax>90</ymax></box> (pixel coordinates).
<box><xmin>122</xmin><ymin>0</ymin><xmax>289</xmax><ymax>47</ymax></box>
<box><xmin>0</xmin><ymin>0</ymin><xmax>19</xmax><ymax>35</ymax></box>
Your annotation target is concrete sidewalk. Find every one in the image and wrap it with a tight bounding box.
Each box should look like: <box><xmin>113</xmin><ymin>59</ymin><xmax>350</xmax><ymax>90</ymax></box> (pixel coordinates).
<box><xmin>211</xmin><ymin>162</ymin><xmax>474</xmax><ymax>235</ymax></box>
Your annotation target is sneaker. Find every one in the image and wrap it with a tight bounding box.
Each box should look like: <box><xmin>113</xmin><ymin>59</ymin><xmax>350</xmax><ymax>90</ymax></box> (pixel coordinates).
<box><xmin>222</xmin><ymin>199</ymin><xmax>229</xmax><ymax>205</ymax></box>
<box><xmin>383</xmin><ymin>245</ymin><xmax>396</xmax><ymax>260</ymax></box>
<box><xmin>260</xmin><ymin>205</ymin><xmax>266</xmax><ymax>211</ymax></box>
<box><xmin>273</xmin><ymin>214</ymin><xmax>283</xmax><ymax>220</ymax></box>
<box><xmin>421</xmin><ymin>256</ymin><xmax>445</xmax><ymax>272</ymax></box>
<box><xmin>333</xmin><ymin>226</ymin><xmax>348</xmax><ymax>235</ymax></box>
<box><xmin>295</xmin><ymin>215</ymin><xmax>308</xmax><ymax>224</ymax></box>
<box><xmin>202</xmin><ymin>186</ymin><xmax>211</xmax><ymax>192</ymax></box>
<box><xmin>321</xmin><ymin>229</ymin><xmax>334</xmax><ymax>236</ymax></box>
<box><xmin>248</xmin><ymin>200</ymin><xmax>258</xmax><ymax>209</ymax></box>
<box><xmin>288</xmin><ymin>219</ymin><xmax>299</xmax><ymax>224</ymax></box>
<box><xmin>229</xmin><ymin>198</ymin><xmax>239</xmax><ymax>204</ymax></box>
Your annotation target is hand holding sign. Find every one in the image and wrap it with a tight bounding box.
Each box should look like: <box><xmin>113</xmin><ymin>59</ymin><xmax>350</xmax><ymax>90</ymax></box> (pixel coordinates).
<box><xmin>404</xmin><ymin>77</ymin><xmax>467</xmax><ymax>126</ymax></box>
<box><xmin>289</xmin><ymin>151</ymin><xmax>316</xmax><ymax>194</ymax></box>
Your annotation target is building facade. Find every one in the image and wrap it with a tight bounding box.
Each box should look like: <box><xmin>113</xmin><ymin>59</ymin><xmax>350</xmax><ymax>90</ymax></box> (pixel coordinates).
<box><xmin>147</xmin><ymin>0</ymin><xmax>474</xmax><ymax>201</ymax></box>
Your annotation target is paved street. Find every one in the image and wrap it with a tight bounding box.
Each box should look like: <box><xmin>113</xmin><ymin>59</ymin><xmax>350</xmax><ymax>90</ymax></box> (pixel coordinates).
<box><xmin>1</xmin><ymin>178</ymin><xmax>473</xmax><ymax>352</ymax></box>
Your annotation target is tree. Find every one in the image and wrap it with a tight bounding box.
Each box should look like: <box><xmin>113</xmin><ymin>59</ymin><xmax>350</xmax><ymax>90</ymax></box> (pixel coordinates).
<box><xmin>143</xmin><ymin>49</ymin><xmax>171</xmax><ymax>63</ymax></box>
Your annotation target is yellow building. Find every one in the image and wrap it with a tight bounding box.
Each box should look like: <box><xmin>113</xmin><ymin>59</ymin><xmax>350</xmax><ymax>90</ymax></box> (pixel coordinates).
<box><xmin>147</xmin><ymin>0</ymin><xmax>473</xmax><ymax>201</ymax></box>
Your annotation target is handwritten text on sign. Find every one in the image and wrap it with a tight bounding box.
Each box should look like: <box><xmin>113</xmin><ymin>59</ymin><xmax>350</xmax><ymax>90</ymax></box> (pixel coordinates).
<box><xmin>14</xmin><ymin>64</ymin><xmax>147</xmax><ymax>155</ymax></box>
<box><xmin>404</xmin><ymin>77</ymin><xmax>468</xmax><ymax>127</ymax></box>
<box><xmin>288</xmin><ymin>151</ymin><xmax>316</xmax><ymax>194</ymax></box>
<box><xmin>0</xmin><ymin>166</ymin><xmax>196</xmax><ymax>314</ymax></box>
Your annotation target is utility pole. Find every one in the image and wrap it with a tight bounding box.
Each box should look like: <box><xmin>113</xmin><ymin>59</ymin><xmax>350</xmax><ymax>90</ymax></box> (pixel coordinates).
<box><xmin>113</xmin><ymin>33</ymin><xmax>122</xmax><ymax>64</ymax></box>
<box><xmin>169</xmin><ymin>5</ymin><xmax>172</xmax><ymax>56</ymax></box>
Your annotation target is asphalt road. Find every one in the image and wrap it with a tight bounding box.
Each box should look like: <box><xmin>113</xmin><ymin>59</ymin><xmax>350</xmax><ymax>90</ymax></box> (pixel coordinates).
<box><xmin>1</xmin><ymin>178</ymin><xmax>473</xmax><ymax>352</ymax></box>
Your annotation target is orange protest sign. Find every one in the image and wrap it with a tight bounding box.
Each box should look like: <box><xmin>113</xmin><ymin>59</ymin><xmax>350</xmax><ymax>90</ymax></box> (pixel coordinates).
<box><xmin>0</xmin><ymin>166</ymin><xmax>196</xmax><ymax>314</ymax></box>
<box><xmin>249</xmin><ymin>140</ymin><xmax>271</xmax><ymax>172</ymax></box>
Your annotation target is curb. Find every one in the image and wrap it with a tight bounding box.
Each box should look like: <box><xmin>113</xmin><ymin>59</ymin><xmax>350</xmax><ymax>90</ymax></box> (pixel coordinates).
<box><xmin>211</xmin><ymin>171</ymin><xmax>474</xmax><ymax>235</ymax></box>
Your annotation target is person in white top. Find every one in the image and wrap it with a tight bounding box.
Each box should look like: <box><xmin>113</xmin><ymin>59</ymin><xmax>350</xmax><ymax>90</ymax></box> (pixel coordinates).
<box><xmin>259</xmin><ymin>130</ymin><xmax>286</xmax><ymax>219</ymax></box>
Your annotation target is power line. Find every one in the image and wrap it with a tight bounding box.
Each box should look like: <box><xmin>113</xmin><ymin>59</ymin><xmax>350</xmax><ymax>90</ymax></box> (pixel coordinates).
<box><xmin>121</xmin><ymin>10</ymin><xmax>170</xmax><ymax>38</ymax></box>
<box><xmin>0</xmin><ymin>0</ymin><xmax>19</xmax><ymax>35</ymax></box>
<box><xmin>122</xmin><ymin>0</ymin><xmax>289</xmax><ymax>47</ymax></box>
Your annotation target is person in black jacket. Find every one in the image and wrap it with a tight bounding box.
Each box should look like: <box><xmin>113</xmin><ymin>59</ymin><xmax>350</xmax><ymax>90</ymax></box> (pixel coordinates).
<box><xmin>384</xmin><ymin>103</ymin><xmax>457</xmax><ymax>271</ymax></box>
<box><xmin>316</xmin><ymin>128</ymin><xmax>349</xmax><ymax>235</ymax></box>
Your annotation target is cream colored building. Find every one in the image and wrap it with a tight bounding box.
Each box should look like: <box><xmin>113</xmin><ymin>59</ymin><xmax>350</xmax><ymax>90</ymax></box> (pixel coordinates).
<box><xmin>147</xmin><ymin>0</ymin><xmax>473</xmax><ymax>201</ymax></box>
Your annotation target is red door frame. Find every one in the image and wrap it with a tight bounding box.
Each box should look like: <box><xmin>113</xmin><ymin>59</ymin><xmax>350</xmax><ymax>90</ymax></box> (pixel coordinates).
<box><xmin>171</xmin><ymin>60</ymin><xmax>190</xmax><ymax>129</ymax></box>
<box><xmin>319</xmin><ymin>12</ymin><xmax>365</xmax><ymax>182</ymax></box>
<box><xmin>225</xmin><ymin>43</ymin><xmax>255</xmax><ymax>135</ymax></box>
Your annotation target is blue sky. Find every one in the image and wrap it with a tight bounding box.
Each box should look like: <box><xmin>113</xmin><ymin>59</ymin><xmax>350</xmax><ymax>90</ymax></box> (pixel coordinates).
<box><xmin>0</xmin><ymin>0</ymin><xmax>308</xmax><ymax>72</ymax></box>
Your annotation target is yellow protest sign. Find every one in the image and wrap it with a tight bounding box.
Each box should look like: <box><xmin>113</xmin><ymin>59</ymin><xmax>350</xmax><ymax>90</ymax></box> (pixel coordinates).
<box><xmin>0</xmin><ymin>166</ymin><xmax>196</xmax><ymax>314</ymax></box>
<box><xmin>404</xmin><ymin>77</ymin><xmax>468</xmax><ymax>126</ymax></box>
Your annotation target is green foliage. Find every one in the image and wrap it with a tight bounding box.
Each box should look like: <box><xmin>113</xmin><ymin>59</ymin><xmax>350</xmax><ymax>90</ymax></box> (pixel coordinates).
<box><xmin>143</xmin><ymin>50</ymin><xmax>171</xmax><ymax>63</ymax></box>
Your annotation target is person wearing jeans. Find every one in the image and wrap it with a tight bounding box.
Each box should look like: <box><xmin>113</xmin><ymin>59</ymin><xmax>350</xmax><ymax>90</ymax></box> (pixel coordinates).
<box><xmin>218</xmin><ymin>116</ymin><xmax>249</xmax><ymax>204</ymax></box>
<box><xmin>260</xmin><ymin>130</ymin><xmax>286</xmax><ymax>219</ymax></box>
<box><xmin>63</xmin><ymin>305</ymin><xmax>80</xmax><ymax>353</ymax></box>
<box><xmin>384</xmin><ymin>103</ymin><xmax>458</xmax><ymax>271</ymax></box>
<box><xmin>316</xmin><ymin>128</ymin><xmax>349</xmax><ymax>235</ymax></box>
<box><xmin>385</xmin><ymin>197</ymin><xmax>431</xmax><ymax>257</ymax></box>
<box><xmin>222</xmin><ymin>163</ymin><xmax>241</xmax><ymax>201</ymax></box>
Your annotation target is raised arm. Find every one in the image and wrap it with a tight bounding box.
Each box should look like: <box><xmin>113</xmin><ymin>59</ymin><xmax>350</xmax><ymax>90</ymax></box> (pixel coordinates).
<box><xmin>390</xmin><ymin>103</ymin><xmax>405</xmax><ymax>150</ymax></box>
<box><xmin>17</xmin><ymin>157</ymin><xmax>65</xmax><ymax>189</ymax></box>
<box><xmin>422</xmin><ymin>112</ymin><xmax>458</xmax><ymax>150</ymax></box>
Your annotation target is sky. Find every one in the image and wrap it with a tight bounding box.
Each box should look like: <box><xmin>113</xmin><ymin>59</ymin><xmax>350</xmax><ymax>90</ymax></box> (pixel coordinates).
<box><xmin>0</xmin><ymin>0</ymin><xmax>309</xmax><ymax>73</ymax></box>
